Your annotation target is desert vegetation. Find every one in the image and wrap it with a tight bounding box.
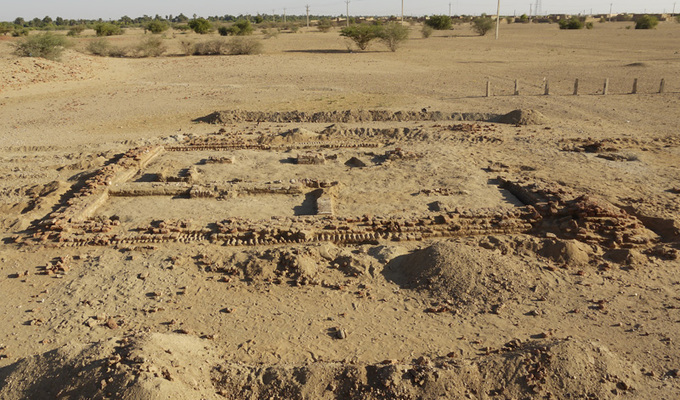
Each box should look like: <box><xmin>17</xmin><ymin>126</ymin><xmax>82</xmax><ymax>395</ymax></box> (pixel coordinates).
<box><xmin>635</xmin><ymin>15</ymin><xmax>659</xmax><ymax>29</ymax></box>
<box><xmin>425</xmin><ymin>15</ymin><xmax>452</xmax><ymax>30</ymax></box>
<box><xmin>559</xmin><ymin>17</ymin><xmax>584</xmax><ymax>30</ymax></box>
<box><xmin>472</xmin><ymin>16</ymin><xmax>495</xmax><ymax>36</ymax></box>
<box><xmin>13</xmin><ymin>32</ymin><xmax>69</xmax><ymax>60</ymax></box>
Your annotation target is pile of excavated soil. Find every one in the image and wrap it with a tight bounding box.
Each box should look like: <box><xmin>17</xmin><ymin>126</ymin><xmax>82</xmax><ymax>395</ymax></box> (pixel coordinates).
<box><xmin>387</xmin><ymin>241</ymin><xmax>532</xmax><ymax>308</ymax></box>
<box><xmin>0</xmin><ymin>335</ymin><xmax>640</xmax><ymax>399</ymax></box>
<box><xmin>196</xmin><ymin>110</ymin><xmax>497</xmax><ymax>124</ymax></box>
<box><xmin>496</xmin><ymin>109</ymin><xmax>549</xmax><ymax>125</ymax></box>
<box><xmin>0</xmin><ymin>333</ymin><xmax>218</xmax><ymax>400</ymax></box>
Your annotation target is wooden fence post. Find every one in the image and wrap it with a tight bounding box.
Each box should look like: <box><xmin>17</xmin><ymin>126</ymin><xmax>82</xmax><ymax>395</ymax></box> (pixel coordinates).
<box><xmin>486</xmin><ymin>80</ymin><xmax>491</xmax><ymax>97</ymax></box>
<box><xmin>603</xmin><ymin>78</ymin><xmax>609</xmax><ymax>95</ymax></box>
<box><xmin>514</xmin><ymin>79</ymin><xmax>519</xmax><ymax>96</ymax></box>
<box><xmin>632</xmin><ymin>78</ymin><xmax>638</xmax><ymax>94</ymax></box>
<box><xmin>659</xmin><ymin>78</ymin><xmax>666</xmax><ymax>94</ymax></box>
<box><xmin>544</xmin><ymin>79</ymin><xmax>549</xmax><ymax>95</ymax></box>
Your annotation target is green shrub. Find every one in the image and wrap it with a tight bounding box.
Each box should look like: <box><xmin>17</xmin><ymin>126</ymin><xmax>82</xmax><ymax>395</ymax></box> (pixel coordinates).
<box><xmin>225</xmin><ymin>37</ymin><xmax>262</xmax><ymax>55</ymax></box>
<box><xmin>147</xmin><ymin>20</ymin><xmax>169</xmax><ymax>34</ymax></box>
<box><xmin>472</xmin><ymin>16</ymin><xmax>495</xmax><ymax>35</ymax></box>
<box><xmin>188</xmin><ymin>18</ymin><xmax>212</xmax><ymax>34</ymax></box>
<box><xmin>133</xmin><ymin>36</ymin><xmax>166</xmax><ymax>57</ymax></box>
<box><xmin>12</xmin><ymin>28</ymin><xmax>30</xmax><ymax>37</ymax></box>
<box><xmin>95</xmin><ymin>23</ymin><xmax>123</xmax><ymax>36</ymax></box>
<box><xmin>635</xmin><ymin>15</ymin><xmax>658</xmax><ymax>29</ymax></box>
<box><xmin>558</xmin><ymin>17</ymin><xmax>584</xmax><ymax>29</ymax></box>
<box><xmin>0</xmin><ymin>22</ymin><xmax>13</xmax><ymax>35</ymax></box>
<box><xmin>218</xmin><ymin>20</ymin><xmax>254</xmax><ymax>36</ymax></box>
<box><xmin>378</xmin><ymin>22</ymin><xmax>409</xmax><ymax>52</ymax></box>
<box><xmin>174</xmin><ymin>24</ymin><xmax>191</xmax><ymax>32</ymax></box>
<box><xmin>425</xmin><ymin>15</ymin><xmax>452</xmax><ymax>30</ymax></box>
<box><xmin>317</xmin><ymin>18</ymin><xmax>333</xmax><ymax>32</ymax></box>
<box><xmin>14</xmin><ymin>32</ymin><xmax>69</xmax><ymax>61</ymax></box>
<box><xmin>66</xmin><ymin>25</ymin><xmax>85</xmax><ymax>36</ymax></box>
<box><xmin>340</xmin><ymin>24</ymin><xmax>382</xmax><ymax>50</ymax></box>
<box><xmin>585</xmin><ymin>22</ymin><xmax>594</xmax><ymax>29</ymax></box>
<box><xmin>519</xmin><ymin>14</ymin><xmax>529</xmax><ymax>23</ymax></box>
<box><xmin>421</xmin><ymin>24</ymin><xmax>434</xmax><ymax>38</ymax></box>
<box><xmin>505</xmin><ymin>16</ymin><xmax>514</xmax><ymax>24</ymax></box>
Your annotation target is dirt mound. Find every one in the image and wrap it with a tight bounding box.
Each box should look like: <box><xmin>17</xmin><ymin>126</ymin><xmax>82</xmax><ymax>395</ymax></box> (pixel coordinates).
<box><xmin>540</xmin><ymin>239</ymin><xmax>592</xmax><ymax>266</ymax></box>
<box><xmin>0</xmin><ymin>335</ymin><xmax>646</xmax><ymax>400</ymax></box>
<box><xmin>213</xmin><ymin>338</ymin><xmax>642</xmax><ymax>399</ymax></box>
<box><xmin>497</xmin><ymin>109</ymin><xmax>548</xmax><ymax>125</ymax></box>
<box><xmin>194</xmin><ymin>110</ymin><xmax>498</xmax><ymax>124</ymax></box>
<box><xmin>0</xmin><ymin>333</ymin><xmax>218</xmax><ymax>400</ymax></box>
<box><xmin>388</xmin><ymin>241</ymin><xmax>495</xmax><ymax>303</ymax></box>
<box><xmin>479</xmin><ymin>338</ymin><xmax>641</xmax><ymax>399</ymax></box>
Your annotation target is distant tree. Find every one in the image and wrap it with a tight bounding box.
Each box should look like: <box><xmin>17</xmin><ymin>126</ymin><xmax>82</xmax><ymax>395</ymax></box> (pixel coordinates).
<box><xmin>219</xmin><ymin>19</ymin><xmax>254</xmax><ymax>36</ymax></box>
<box><xmin>558</xmin><ymin>17</ymin><xmax>584</xmax><ymax>29</ymax></box>
<box><xmin>119</xmin><ymin>15</ymin><xmax>133</xmax><ymax>25</ymax></box>
<box><xmin>188</xmin><ymin>18</ymin><xmax>212</xmax><ymax>34</ymax></box>
<box><xmin>254</xmin><ymin>15</ymin><xmax>264</xmax><ymax>24</ymax></box>
<box><xmin>425</xmin><ymin>15</ymin><xmax>452</xmax><ymax>30</ymax></box>
<box><xmin>340</xmin><ymin>24</ymin><xmax>382</xmax><ymax>50</ymax></box>
<box><xmin>30</xmin><ymin>17</ymin><xmax>43</xmax><ymax>28</ymax></box>
<box><xmin>55</xmin><ymin>16</ymin><xmax>65</xmax><ymax>26</ymax></box>
<box><xmin>378</xmin><ymin>22</ymin><xmax>409</xmax><ymax>52</ymax></box>
<box><xmin>14</xmin><ymin>17</ymin><xmax>26</xmax><ymax>27</ymax></box>
<box><xmin>147</xmin><ymin>20</ymin><xmax>169</xmax><ymax>34</ymax></box>
<box><xmin>472</xmin><ymin>16</ymin><xmax>494</xmax><ymax>35</ymax></box>
<box><xmin>66</xmin><ymin>25</ymin><xmax>85</xmax><ymax>36</ymax></box>
<box><xmin>175</xmin><ymin>13</ymin><xmax>189</xmax><ymax>23</ymax></box>
<box><xmin>42</xmin><ymin>16</ymin><xmax>53</xmax><ymax>25</ymax></box>
<box><xmin>95</xmin><ymin>22</ymin><xmax>123</xmax><ymax>36</ymax></box>
<box><xmin>635</xmin><ymin>15</ymin><xmax>658</xmax><ymax>29</ymax></box>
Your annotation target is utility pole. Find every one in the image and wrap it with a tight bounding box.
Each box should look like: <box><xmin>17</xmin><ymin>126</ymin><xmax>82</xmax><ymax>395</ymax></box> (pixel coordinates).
<box><xmin>345</xmin><ymin>0</ymin><xmax>350</xmax><ymax>27</ymax></box>
<box><xmin>609</xmin><ymin>3</ymin><xmax>613</xmax><ymax>22</ymax></box>
<box><xmin>401</xmin><ymin>0</ymin><xmax>404</xmax><ymax>24</ymax></box>
<box><xmin>495</xmin><ymin>0</ymin><xmax>501</xmax><ymax>40</ymax></box>
<box><xmin>449</xmin><ymin>2</ymin><xmax>452</xmax><ymax>18</ymax></box>
<box><xmin>529</xmin><ymin>4</ymin><xmax>532</xmax><ymax>18</ymax></box>
<box><xmin>674</xmin><ymin>2</ymin><xmax>676</xmax><ymax>14</ymax></box>
<box><xmin>306</xmin><ymin>4</ymin><xmax>310</xmax><ymax>28</ymax></box>
<box><xmin>283</xmin><ymin>8</ymin><xmax>286</xmax><ymax>24</ymax></box>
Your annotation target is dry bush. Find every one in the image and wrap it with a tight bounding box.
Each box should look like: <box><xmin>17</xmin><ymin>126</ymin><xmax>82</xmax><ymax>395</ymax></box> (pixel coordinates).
<box><xmin>14</xmin><ymin>32</ymin><xmax>70</xmax><ymax>61</ymax></box>
<box><xmin>225</xmin><ymin>37</ymin><xmax>262</xmax><ymax>55</ymax></box>
<box><xmin>179</xmin><ymin>40</ymin><xmax>195</xmax><ymax>55</ymax></box>
<box><xmin>193</xmin><ymin>39</ymin><xmax>225</xmax><ymax>55</ymax></box>
<box><xmin>132</xmin><ymin>37</ymin><xmax>167</xmax><ymax>57</ymax></box>
<box><xmin>421</xmin><ymin>25</ymin><xmax>434</xmax><ymax>38</ymax></box>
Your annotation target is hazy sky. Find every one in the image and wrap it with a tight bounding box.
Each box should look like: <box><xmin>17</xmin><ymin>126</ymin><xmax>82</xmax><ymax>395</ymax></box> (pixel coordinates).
<box><xmin>1</xmin><ymin>1</ymin><xmax>676</xmax><ymax>21</ymax></box>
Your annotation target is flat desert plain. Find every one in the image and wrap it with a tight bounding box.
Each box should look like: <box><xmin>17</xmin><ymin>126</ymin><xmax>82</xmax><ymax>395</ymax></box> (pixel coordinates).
<box><xmin>0</xmin><ymin>21</ymin><xmax>679</xmax><ymax>399</ymax></box>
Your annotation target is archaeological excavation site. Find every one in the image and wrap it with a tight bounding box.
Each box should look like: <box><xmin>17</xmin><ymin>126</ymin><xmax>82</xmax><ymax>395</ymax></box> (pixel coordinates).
<box><xmin>1</xmin><ymin>20</ymin><xmax>680</xmax><ymax>400</ymax></box>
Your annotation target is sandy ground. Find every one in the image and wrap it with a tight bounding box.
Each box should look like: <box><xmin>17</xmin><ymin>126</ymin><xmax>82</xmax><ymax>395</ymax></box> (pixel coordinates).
<box><xmin>0</xmin><ymin>21</ymin><xmax>679</xmax><ymax>399</ymax></box>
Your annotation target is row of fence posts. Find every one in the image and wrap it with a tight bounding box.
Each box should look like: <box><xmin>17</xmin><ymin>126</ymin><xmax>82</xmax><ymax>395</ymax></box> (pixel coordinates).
<box><xmin>485</xmin><ymin>78</ymin><xmax>667</xmax><ymax>97</ymax></box>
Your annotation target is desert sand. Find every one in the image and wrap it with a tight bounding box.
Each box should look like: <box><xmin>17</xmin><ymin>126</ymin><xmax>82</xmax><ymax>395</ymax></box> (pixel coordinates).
<box><xmin>0</xmin><ymin>21</ymin><xmax>679</xmax><ymax>399</ymax></box>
